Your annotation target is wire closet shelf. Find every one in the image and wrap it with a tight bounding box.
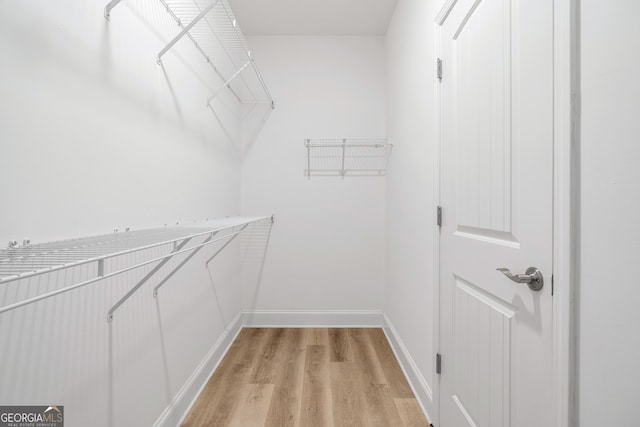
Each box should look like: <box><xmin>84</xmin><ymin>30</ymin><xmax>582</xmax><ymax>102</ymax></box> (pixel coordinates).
<box><xmin>304</xmin><ymin>138</ymin><xmax>393</xmax><ymax>178</ymax></box>
<box><xmin>104</xmin><ymin>0</ymin><xmax>274</xmax><ymax>110</ymax></box>
<box><xmin>0</xmin><ymin>216</ymin><xmax>273</xmax><ymax>320</ymax></box>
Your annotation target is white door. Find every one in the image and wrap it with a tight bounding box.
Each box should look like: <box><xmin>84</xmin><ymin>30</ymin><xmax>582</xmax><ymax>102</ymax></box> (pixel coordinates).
<box><xmin>438</xmin><ymin>0</ymin><xmax>553</xmax><ymax>426</ymax></box>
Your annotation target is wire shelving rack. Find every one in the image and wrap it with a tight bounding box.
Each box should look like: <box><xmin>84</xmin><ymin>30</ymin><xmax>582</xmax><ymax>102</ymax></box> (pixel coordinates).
<box><xmin>104</xmin><ymin>0</ymin><xmax>274</xmax><ymax>110</ymax></box>
<box><xmin>304</xmin><ymin>138</ymin><xmax>393</xmax><ymax>178</ymax></box>
<box><xmin>0</xmin><ymin>216</ymin><xmax>273</xmax><ymax>320</ymax></box>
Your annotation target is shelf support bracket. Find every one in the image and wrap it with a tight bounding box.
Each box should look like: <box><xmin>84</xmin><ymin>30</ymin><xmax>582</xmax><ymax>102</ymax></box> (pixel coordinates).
<box><xmin>306</xmin><ymin>140</ymin><xmax>311</xmax><ymax>180</ymax></box>
<box><xmin>157</xmin><ymin>0</ymin><xmax>220</xmax><ymax>64</ymax></box>
<box><xmin>152</xmin><ymin>231</ymin><xmax>220</xmax><ymax>297</ymax></box>
<box><xmin>341</xmin><ymin>138</ymin><xmax>347</xmax><ymax>179</ymax></box>
<box><xmin>203</xmin><ymin>224</ymin><xmax>249</xmax><ymax>268</ymax></box>
<box><xmin>104</xmin><ymin>0</ymin><xmax>123</xmax><ymax>20</ymax></box>
<box><xmin>107</xmin><ymin>237</ymin><xmax>192</xmax><ymax>322</ymax></box>
<box><xmin>97</xmin><ymin>259</ymin><xmax>105</xmax><ymax>277</ymax></box>
<box><xmin>261</xmin><ymin>102</ymin><xmax>275</xmax><ymax>122</ymax></box>
<box><xmin>206</xmin><ymin>60</ymin><xmax>252</xmax><ymax>105</ymax></box>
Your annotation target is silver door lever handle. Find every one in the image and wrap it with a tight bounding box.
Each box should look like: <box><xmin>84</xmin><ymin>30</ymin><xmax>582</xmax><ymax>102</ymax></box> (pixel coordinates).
<box><xmin>496</xmin><ymin>267</ymin><xmax>544</xmax><ymax>291</ymax></box>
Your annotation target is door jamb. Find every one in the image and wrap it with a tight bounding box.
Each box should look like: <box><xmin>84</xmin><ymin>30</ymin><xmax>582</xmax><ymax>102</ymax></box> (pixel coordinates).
<box><xmin>432</xmin><ymin>17</ymin><xmax>443</xmax><ymax>427</ymax></box>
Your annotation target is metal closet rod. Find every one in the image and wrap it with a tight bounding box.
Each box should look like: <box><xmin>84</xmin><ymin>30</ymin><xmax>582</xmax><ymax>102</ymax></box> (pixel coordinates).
<box><xmin>0</xmin><ymin>218</ymin><xmax>272</xmax><ymax>317</ymax></box>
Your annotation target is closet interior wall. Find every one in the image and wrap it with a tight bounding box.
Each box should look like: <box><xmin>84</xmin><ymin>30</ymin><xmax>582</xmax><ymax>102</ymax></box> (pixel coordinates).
<box><xmin>1</xmin><ymin>0</ymin><xmax>451</xmax><ymax>425</ymax></box>
<box><xmin>0</xmin><ymin>0</ymin><xmax>250</xmax><ymax>425</ymax></box>
<box><xmin>241</xmin><ymin>36</ymin><xmax>387</xmax><ymax>320</ymax></box>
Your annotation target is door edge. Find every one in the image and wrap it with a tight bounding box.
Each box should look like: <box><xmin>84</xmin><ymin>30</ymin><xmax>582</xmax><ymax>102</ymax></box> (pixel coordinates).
<box><xmin>551</xmin><ymin>0</ymin><xmax>580</xmax><ymax>426</ymax></box>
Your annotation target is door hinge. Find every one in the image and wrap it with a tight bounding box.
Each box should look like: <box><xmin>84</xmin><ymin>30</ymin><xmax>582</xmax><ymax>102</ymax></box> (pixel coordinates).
<box><xmin>551</xmin><ymin>274</ymin><xmax>554</xmax><ymax>296</ymax></box>
<box><xmin>436</xmin><ymin>353</ymin><xmax>442</xmax><ymax>374</ymax></box>
<box><xmin>437</xmin><ymin>58</ymin><xmax>443</xmax><ymax>81</ymax></box>
<box><xmin>437</xmin><ymin>206</ymin><xmax>442</xmax><ymax>227</ymax></box>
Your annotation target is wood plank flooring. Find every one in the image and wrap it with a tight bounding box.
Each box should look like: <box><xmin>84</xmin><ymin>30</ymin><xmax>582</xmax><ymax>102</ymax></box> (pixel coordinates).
<box><xmin>182</xmin><ymin>328</ymin><xmax>429</xmax><ymax>427</ymax></box>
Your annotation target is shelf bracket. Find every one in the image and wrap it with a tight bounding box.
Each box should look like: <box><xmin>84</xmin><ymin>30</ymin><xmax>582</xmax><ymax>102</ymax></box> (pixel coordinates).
<box><xmin>206</xmin><ymin>59</ymin><xmax>252</xmax><ymax>105</ymax></box>
<box><xmin>341</xmin><ymin>138</ymin><xmax>347</xmax><ymax>179</ymax></box>
<box><xmin>153</xmin><ymin>231</ymin><xmax>220</xmax><ymax>297</ymax></box>
<box><xmin>97</xmin><ymin>259</ymin><xmax>105</xmax><ymax>277</ymax></box>
<box><xmin>306</xmin><ymin>139</ymin><xmax>311</xmax><ymax>180</ymax></box>
<box><xmin>104</xmin><ymin>0</ymin><xmax>123</xmax><ymax>20</ymax></box>
<box><xmin>203</xmin><ymin>224</ymin><xmax>249</xmax><ymax>268</ymax></box>
<box><xmin>153</xmin><ymin>226</ymin><xmax>249</xmax><ymax>296</ymax></box>
<box><xmin>157</xmin><ymin>0</ymin><xmax>220</xmax><ymax>65</ymax></box>
<box><xmin>107</xmin><ymin>237</ymin><xmax>193</xmax><ymax>322</ymax></box>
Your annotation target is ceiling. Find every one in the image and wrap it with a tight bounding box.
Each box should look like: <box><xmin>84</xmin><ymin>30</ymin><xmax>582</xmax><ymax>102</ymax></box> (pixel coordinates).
<box><xmin>227</xmin><ymin>0</ymin><xmax>399</xmax><ymax>36</ymax></box>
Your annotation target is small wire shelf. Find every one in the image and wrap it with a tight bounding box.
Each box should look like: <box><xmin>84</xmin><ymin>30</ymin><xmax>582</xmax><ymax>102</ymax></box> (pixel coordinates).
<box><xmin>304</xmin><ymin>138</ymin><xmax>393</xmax><ymax>178</ymax></box>
<box><xmin>105</xmin><ymin>0</ymin><xmax>274</xmax><ymax>109</ymax></box>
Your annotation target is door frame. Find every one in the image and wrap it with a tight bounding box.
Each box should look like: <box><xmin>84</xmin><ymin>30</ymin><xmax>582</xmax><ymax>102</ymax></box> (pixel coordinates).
<box><xmin>431</xmin><ymin>0</ymin><xmax>580</xmax><ymax>426</ymax></box>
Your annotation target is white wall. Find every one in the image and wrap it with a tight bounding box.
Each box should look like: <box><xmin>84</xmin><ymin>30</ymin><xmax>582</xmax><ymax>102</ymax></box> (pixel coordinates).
<box><xmin>241</xmin><ymin>36</ymin><xmax>387</xmax><ymax>315</ymax></box>
<box><xmin>0</xmin><ymin>1</ymin><xmax>245</xmax><ymax>425</ymax></box>
<box><xmin>579</xmin><ymin>0</ymin><xmax>640</xmax><ymax>425</ymax></box>
<box><xmin>385</xmin><ymin>0</ymin><xmax>440</xmax><ymax>422</ymax></box>
<box><xmin>0</xmin><ymin>1</ymin><xmax>243</xmax><ymax>244</ymax></box>
<box><xmin>14</xmin><ymin>2</ymin><xmax>640</xmax><ymax>426</ymax></box>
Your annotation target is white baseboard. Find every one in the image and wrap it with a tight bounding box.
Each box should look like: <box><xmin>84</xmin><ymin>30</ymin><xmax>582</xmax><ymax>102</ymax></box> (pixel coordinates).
<box><xmin>153</xmin><ymin>312</ymin><xmax>243</xmax><ymax>427</ymax></box>
<box><xmin>382</xmin><ymin>313</ymin><xmax>435</xmax><ymax>426</ymax></box>
<box><xmin>241</xmin><ymin>309</ymin><xmax>384</xmax><ymax>327</ymax></box>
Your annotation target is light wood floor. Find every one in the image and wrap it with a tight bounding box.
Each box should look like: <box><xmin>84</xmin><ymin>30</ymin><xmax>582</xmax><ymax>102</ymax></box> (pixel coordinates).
<box><xmin>182</xmin><ymin>328</ymin><xmax>430</xmax><ymax>427</ymax></box>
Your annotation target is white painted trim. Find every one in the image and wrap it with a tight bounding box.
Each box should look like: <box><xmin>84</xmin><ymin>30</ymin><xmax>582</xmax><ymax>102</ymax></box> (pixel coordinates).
<box><xmin>552</xmin><ymin>0</ymin><xmax>580</xmax><ymax>426</ymax></box>
<box><xmin>153</xmin><ymin>312</ymin><xmax>243</xmax><ymax>427</ymax></box>
<box><xmin>382</xmin><ymin>314</ymin><xmax>434</xmax><ymax>425</ymax></box>
<box><xmin>241</xmin><ymin>310</ymin><xmax>384</xmax><ymax>327</ymax></box>
<box><xmin>432</xmin><ymin>8</ymin><xmax>444</xmax><ymax>426</ymax></box>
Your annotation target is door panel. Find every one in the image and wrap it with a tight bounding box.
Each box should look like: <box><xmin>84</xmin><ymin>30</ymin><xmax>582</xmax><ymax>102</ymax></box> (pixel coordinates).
<box><xmin>454</xmin><ymin>0</ymin><xmax>512</xmax><ymax>238</ymax></box>
<box><xmin>438</xmin><ymin>0</ymin><xmax>553</xmax><ymax>425</ymax></box>
<box><xmin>453</xmin><ymin>276</ymin><xmax>514</xmax><ymax>427</ymax></box>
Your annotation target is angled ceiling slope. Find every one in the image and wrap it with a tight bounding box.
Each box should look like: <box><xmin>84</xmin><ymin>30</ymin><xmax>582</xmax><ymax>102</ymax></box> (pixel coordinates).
<box><xmin>228</xmin><ymin>0</ymin><xmax>399</xmax><ymax>36</ymax></box>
